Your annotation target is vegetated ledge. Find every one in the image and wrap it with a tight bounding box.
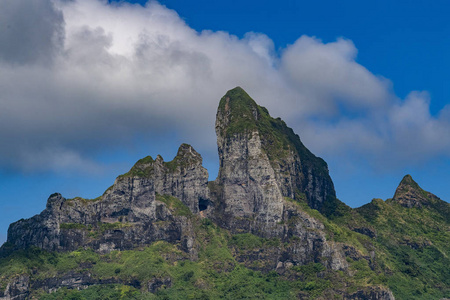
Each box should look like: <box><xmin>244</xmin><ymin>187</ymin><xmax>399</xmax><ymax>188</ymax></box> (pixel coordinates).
<box><xmin>118</xmin><ymin>143</ymin><xmax>203</xmax><ymax>179</ymax></box>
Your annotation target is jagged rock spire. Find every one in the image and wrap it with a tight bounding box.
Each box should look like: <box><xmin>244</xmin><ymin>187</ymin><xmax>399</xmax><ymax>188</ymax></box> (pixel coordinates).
<box><xmin>215</xmin><ymin>86</ymin><xmax>338</xmax><ymax>215</ymax></box>
<box><xmin>393</xmin><ymin>175</ymin><xmax>431</xmax><ymax>208</ymax></box>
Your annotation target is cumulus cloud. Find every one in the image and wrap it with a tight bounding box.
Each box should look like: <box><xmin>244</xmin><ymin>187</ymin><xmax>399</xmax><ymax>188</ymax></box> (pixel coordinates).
<box><xmin>0</xmin><ymin>0</ymin><xmax>449</xmax><ymax>174</ymax></box>
<box><xmin>389</xmin><ymin>92</ymin><xmax>450</xmax><ymax>161</ymax></box>
<box><xmin>0</xmin><ymin>0</ymin><xmax>64</xmax><ymax>65</ymax></box>
<box><xmin>280</xmin><ymin>36</ymin><xmax>392</xmax><ymax>116</ymax></box>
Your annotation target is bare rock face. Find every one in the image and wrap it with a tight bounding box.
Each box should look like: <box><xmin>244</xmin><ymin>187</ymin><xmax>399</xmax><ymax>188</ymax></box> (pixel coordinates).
<box><xmin>104</xmin><ymin>143</ymin><xmax>209</xmax><ymax>216</ymax></box>
<box><xmin>6</xmin><ymin>144</ymin><xmax>208</xmax><ymax>255</ymax></box>
<box><xmin>345</xmin><ymin>286</ymin><xmax>395</xmax><ymax>300</ymax></box>
<box><xmin>0</xmin><ymin>275</ymin><xmax>30</xmax><ymax>300</ymax></box>
<box><xmin>213</xmin><ymin>129</ymin><xmax>285</xmax><ymax>237</ymax></box>
<box><xmin>211</xmin><ymin>87</ymin><xmax>346</xmax><ymax>270</ymax></box>
<box><xmin>214</xmin><ymin>87</ymin><xmax>337</xmax><ymax>216</ymax></box>
<box><xmin>392</xmin><ymin>174</ymin><xmax>450</xmax><ymax>223</ymax></box>
<box><xmin>393</xmin><ymin>174</ymin><xmax>435</xmax><ymax>208</ymax></box>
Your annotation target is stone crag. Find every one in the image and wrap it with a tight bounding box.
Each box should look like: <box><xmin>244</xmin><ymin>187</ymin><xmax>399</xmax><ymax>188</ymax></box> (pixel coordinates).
<box><xmin>1</xmin><ymin>87</ymin><xmax>398</xmax><ymax>300</ymax></box>
<box><xmin>390</xmin><ymin>174</ymin><xmax>450</xmax><ymax>224</ymax></box>
<box><xmin>214</xmin><ymin>87</ymin><xmax>337</xmax><ymax>215</ymax></box>
<box><xmin>7</xmin><ymin>143</ymin><xmax>207</xmax><ymax>256</ymax></box>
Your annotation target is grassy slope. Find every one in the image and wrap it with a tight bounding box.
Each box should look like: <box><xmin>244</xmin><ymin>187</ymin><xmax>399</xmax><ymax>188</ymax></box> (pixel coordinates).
<box><xmin>329</xmin><ymin>174</ymin><xmax>450</xmax><ymax>300</ymax></box>
<box><xmin>354</xmin><ymin>198</ymin><xmax>450</xmax><ymax>299</ymax></box>
<box><xmin>0</xmin><ymin>221</ymin><xmax>293</xmax><ymax>299</ymax></box>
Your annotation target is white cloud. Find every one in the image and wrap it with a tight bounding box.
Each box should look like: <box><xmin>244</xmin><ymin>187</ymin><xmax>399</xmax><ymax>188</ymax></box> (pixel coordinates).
<box><xmin>280</xmin><ymin>36</ymin><xmax>392</xmax><ymax>116</ymax></box>
<box><xmin>243</xmin><ymin>32</ymin><xmax>276</xmax><ymax>67</ymax></box>
<box><xmin>389</xmin><ymin>92</ymin><xmax>450</xmax><ymax>161</ymax></box>
<box><xmin>0</xmin><ymin>0</ymin><xmax>449</xmax><ymax>174</ymax></box>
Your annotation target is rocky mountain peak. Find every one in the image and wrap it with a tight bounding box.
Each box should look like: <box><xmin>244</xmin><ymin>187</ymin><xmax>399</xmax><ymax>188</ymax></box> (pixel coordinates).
<box><xmin>120</xmin><ymin>144</ymin><xmax>203</xmax><ymax>179</ymax></box>
<box><xmin>393</xmin><ymin>175</ymin><xmax>430</xmax><ymax>208</ymax></box>
<box><xmin>216</xmin><ymin>86</ymin><xmax>261</xmax><ymax>138</ymax></box>
<box><xmin>123</xmin><ymin>155</ymin><xmax>155</xmax><ymax>177</ymax></box>
<box><xmin>171</xmin><ymin>143</ymin><xmax>203</xmax><ymax>167</ymax></box>
<box><xmin>388</xmin><ymin>175</ymin><xmax>450</xmax><ymax>224</ymax></box>
<box><xmin>220</xmin><ymin>86</ymin><xmax>257</xmax><ymax>109</ymax></box>
<box><xmin>215</xmin><ymin>87</ymin><xmax>338</xmax><ymax>215</ymax></box>
<box><xmin>45</xmin><ymin>193</ymin><xmax>64</xmax><ymax>210</ymax></box>
<box><xmin>398</xmin><ymin>174</ymin><xmax>418</xmax><ymax>187</ymax></box>
<box><xmin>155</xmin><ymin>154</ymin><xmax>164</xmax><ymax>163</ymax></box>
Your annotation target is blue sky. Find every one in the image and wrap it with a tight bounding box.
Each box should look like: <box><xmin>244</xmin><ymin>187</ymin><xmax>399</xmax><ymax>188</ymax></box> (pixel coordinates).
<box><xmin>1</xmin><ymin>0</ymin><xmax>449</xmax><ymax>245</ymax></box>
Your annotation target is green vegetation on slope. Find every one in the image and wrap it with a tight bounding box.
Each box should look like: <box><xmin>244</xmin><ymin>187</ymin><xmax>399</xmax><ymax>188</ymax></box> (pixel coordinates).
<box><xmin>1</xmin><ymin>175</ymin><xmax>448</xmax><ymax>299</ymax></box>
<box><xmin>322</xmin><ymin>177</ymin><xmax>450</xmax><ymax>300</ymax></box>
<box><xmin>66</xmin><ymin>196</ymin><xmax>103</xmax><ymax>204</ymax></box>
<box><xmin>286</xmin><ymin>180</ymin><xmax>450</xmax><ymax>300</ymax></box>
<box><xmin>356</xmin><ymin>198</ymin><xmax>450</xmax><ymax>299</ymax></box>
<box><xmin>155</xmin><ymin>194</ymin><xmax>192</xmax><ymax>217</ymax></box>
<box><xmin>0</xmin><ymin>214</ymin><xmax>392</xmax><ymax>299</ymax></box>
<box><xmin>0</xmin><ymin>220</ymin><xmax>295</xmax><ymax>299</ymax></box>
<box><xmin>119</xmin><ymin>156</ymin><xmax>155</xmax><ymax>178</ymax></box>
<box><xmin>118</xmin><ymin>144</ymin><xmax>200</xmax><ymax>179</ymax></box>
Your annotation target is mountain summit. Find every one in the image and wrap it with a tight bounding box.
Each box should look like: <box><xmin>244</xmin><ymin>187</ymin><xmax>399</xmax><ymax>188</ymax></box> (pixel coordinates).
<box><xmin>392</xmin><ymin>174</ymin><xmax>450</xmax><ymax>223</ymax></box>
<box><xmin>393</xmin><ymin>174</ymin><xmax>435</xmax><ymax>208</ymax></box>
<box><xmin>1</xmin><ymin>87</ymin><xmax>448</xmax><ymax>299</ymax></box>
<box><xmin>215</xmin><ymin>87</ymin><xmax>338</xmax><ymax>215</ymax></box>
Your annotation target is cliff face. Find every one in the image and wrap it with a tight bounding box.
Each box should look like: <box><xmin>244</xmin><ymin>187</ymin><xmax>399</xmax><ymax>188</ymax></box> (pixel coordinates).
<box><xmin>106</xmin><ymin>143</ymin><xmax>209</xmax><ymax>217</ymax></box>
<box><xmin>212</xmin><ymin>87</ymin><xmax>338</xmax><ymax>230</ymax></box>
<box><xmin>214</xmin><ymin>87</ymin><xmax>337</xmax><ymax>215</ymax></box>
<box><xmin>208</xmin><ymin>87</ymin><xmax>347</xmax><ymax>270</ymax></box>
<box><xmin>7</xmin><ymin>144</ymin><xmax>208</xmax><ymax>255</ymax></box>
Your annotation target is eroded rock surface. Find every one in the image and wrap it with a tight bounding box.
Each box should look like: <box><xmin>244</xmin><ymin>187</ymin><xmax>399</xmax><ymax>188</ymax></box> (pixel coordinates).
<box><xmin>7</xmin><ymin>144</ymin><xmax>208</xmax><ymax>256</ymax></box>
<box><xmin>345</xmin><ymin>286</ymin><xmax>395</xmax><ymax>300</ymax></box>
<box><xmin>214</xmin><ymin>87</ymin><xmax>336</xmax><ymax>214</ymax></box>
<box><xmin>393</xmin><ymin>175</ymin><xmax>437</xmax><ymax>208</ymax></box>
<box><xmin>211</xmin><ymin>87</ymin><xmax>345</xmax><ymax>270</ymax></box>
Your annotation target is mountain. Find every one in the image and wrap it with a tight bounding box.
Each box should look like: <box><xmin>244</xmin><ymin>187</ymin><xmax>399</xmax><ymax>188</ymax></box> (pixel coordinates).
<box><xmin>1</xmin><ymin>87</ymin><xmax>448</xmax><ymax>300</ymax></box>
<box><xmin>353</xmin><ymin>175</ymin><xmax>450</xmax><ymax>299</ymax></box>
<box><xmin>214</xmin><ymin>87</ymin><xmax>337</xmax><ymax>213</ymax></box>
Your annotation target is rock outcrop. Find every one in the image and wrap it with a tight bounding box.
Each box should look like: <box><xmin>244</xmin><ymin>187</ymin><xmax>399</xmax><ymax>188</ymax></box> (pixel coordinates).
<box><xmin>0</xmin><ymin>272</ymin><xmax>173</xmax><ymax>300</ymax></box>
<box><xmin>5</xmin><ymin>88</ymin><xmax>348</xmax><ymax>270</ymax></box>
<box><xmin>5</xmin><ymin>87</ymin><xmax>347</xmax><ymax>272</ymax></box>
<box><xmin>345</xmin><ymin>286</ymin><xmax>395</xmax><ymax>300</ymax></box>
<box><xmin>6</xmin><ymin>144</ymin><xmax>208</xmax><ymax>255</ymax></box>
<box><xmin>209</xmin><ymin>87</ymin><xmax>346</xmax><ymax>269</ymax></box>
<box><xmin>393</xmin><ymin>174</ymin><xmax>436</xmax><ymax>208</ymax></box>
<box><xmin>0</xmin><ymin>275</ymin><xmax>30</xmax><ymax>300</ymax></box>
<box><xmin>392</xmin><ymin>175</ymin><xmax>430</xmax><ymax>208</ymax></box>
<box><xmin>214</xmin><ymin>87</ymin><xmax>337</xmax><ymax>214</ymax></box>
<box><xmin>392</xmin><ymin>174</ymin><xmax>450</xmax><ymax>223</ymax></box>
